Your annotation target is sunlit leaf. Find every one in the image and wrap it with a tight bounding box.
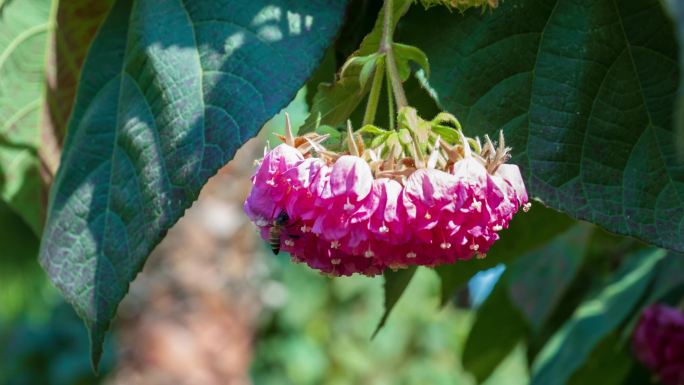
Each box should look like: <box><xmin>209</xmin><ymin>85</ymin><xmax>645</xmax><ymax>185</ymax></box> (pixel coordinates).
<box><xmin>530</xmin><ymin>248</ymin><xmax>665</xmax><ymax>385</ymax></box>
<box><xmin>38</xmin><ymin>0</ymin><xmax>348</xmax><ymax>368</ymax></box>
<box><xmin>0</xmin><ymin>0</ymin><xmax>114</xmax><ymax>235</ymax></box>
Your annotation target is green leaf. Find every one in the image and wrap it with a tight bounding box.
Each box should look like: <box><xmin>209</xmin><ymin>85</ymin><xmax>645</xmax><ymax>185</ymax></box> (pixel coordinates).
<box><xmin>0</xmin><ymin>0</ymin><xmax>114</xmax><ymax>235</ymax></box>
<box><xmin>301</xmin><ymin>0</ymin><xmax>413</xmax><ymax>132</ymax></box>
<box><xmin>372</xmin><ymin>266</ymin><xmax>417</xmax><ymax>338</ymax></box>
<box><xmin>462</xmin><ymin>224</ymin><xmax>590</xmax><ymax>383</ymax></box>
<box><xmin>0</xmin><ymin>199</ymin><xmax>42</xmax><ymax>322</ymax></box>
<box><xmin>393</xmin><ymin>42</ymin><xmax>430</xmax><ymax>80</ymax></box>
<box><xmin>462</xmin><ymin>281</ymin><xmax>527</xmax><ymax>383</ymax></box>
<box><xmin>402</xmin><ymin>0</ymin><xmax>684</xmax><ymax>252</ymax></box>
<box><xmin>507</xmin><ymin>225</ymin><xmax>591</xmax><ymax>332</ymax></box>
<box><xmin>437</xmin><ymin>204</ymin><xmax>574</xmax><ymax>304</ymax></box>
<box><xmin>0</xmin><ymin>0</ymin><xmax>51</xmax><ymax>235</ymax></box>
<box><xmin>530</xmin><ymin>248</ymin><xmax>665</xmax><ymax>385</ymax></box>
<box><xmin>566</xmin><ymin>332</ymin><xmax>633</xmax><ymax>385</ymax></box>
<box><xmin>667</xmin><ymin>0</ymin><xmax>684</xmax><ymax>160</ymax></box>
<box><xmin>38</xmin><ymin>0</ymin><xmax>348</xmax><ymax>368</ymax></box>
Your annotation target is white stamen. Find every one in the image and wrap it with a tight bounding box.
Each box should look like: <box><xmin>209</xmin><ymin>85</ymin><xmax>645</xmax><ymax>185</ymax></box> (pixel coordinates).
<box><xmin>406</xmin><ymin>251</ymin><xmax>417</xmax><ymax>259</ymax></box>
<box><xmin>471</xmin><ymin>199</ymin><xmax>482</xmax><ymax>212</ymax></box>
<box><xmin>469</xmin><ymin>244</ymin><xmax>479</xmax><ymax>251</ymax></box>
<box><xmin>331</xmin><ymin>258</ymin><xmax>341</xmax><ymax>265</ymax></box>
<box><xmin>284</xmin><ymin>239</ymin><xmax>294</xmax><ymax>247</ymax></box>
<box><xmin>523</xmin><ymin>202</ymin><xmax>532</xmax><ymax>212</ymax></box>
<box><xmin>476</xmin><ymin>252</ymin><xmax>486</xmax><ymax>259</ymax></box>
<box><xmin>344</xmin><ymin>197</ymin><xmax>355</xmax><ymax>212</ymax></box>
<box><xmin>256</xmin><ymin>218</ymin><xmax>268</xmax><ymax>227</ymax></box>
<box><xmin>379</xmin><ymin>225</ymin><xmax>389</xmax><ymax>233</ymax></box>
<box><xmin>330</xmin><ymin>240</ymin><xmax>340</xmax><ymax>249</ymax></box>
<box><xmin>440</xmin><ymin>242</ymin><xmax>451</xmax><ymax>249</ymax></box>
<box><xmin>300</xmin><ymin>225</ymin><xmax>310</xmax><ymax>233</ymax></box>
<box><xmin>266</xmin><ymin>178</ymin><xmax>276</xmax><ymax>186</ymax></box>
<box><xmin>493</xmin><ymin>225</ymin><xmax>503</xmax><ymax>231</ymax></box>
<box><xmin>364</xmin><ymin>249</ymin><xmax>374</xmax><ymax>258</ymax></box>
<box><xmin>425</xmin><ymin>213</ymin><xmax>432</xmax><ymax>220</ymax></box>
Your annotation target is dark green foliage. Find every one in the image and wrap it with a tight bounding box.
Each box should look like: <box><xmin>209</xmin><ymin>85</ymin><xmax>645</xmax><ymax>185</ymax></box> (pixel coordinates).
<box><xmin>38</xmin><ymin>0</ymin><xmax>348</xmax><ymax>367</ymax></box>
<box><xmin>401</xmin><ymin>0</ymin><xmax>684</xmax><ymax>253</ymax></box>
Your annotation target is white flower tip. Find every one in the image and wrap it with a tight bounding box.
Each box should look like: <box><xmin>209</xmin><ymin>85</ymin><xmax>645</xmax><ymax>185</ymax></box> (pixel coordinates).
<box><xmin>284</xmin><ymin>112</ymin><xmax>295</xmax><ymax>146</ymax></box>
<box><xmin>523</xmin><ymin>202</ymin><xmax>532</xmax><ymax>212</ymax></box>
<box><xmin>427</xmin><ymin>136</ymin><xmax>441</xmax><ymax>169</ymax></box>
<box><xmin>458</xmin><ymin>129</ymin><xmax>472</xmax><ymax>158</ymax></box>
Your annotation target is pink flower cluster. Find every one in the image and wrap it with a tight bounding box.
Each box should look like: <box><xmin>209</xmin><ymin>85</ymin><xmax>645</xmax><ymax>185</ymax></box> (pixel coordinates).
<box><xmin>633</xmin><ymin>304</ymin><xmax>684</xmax><ymax>385</ymax></box>
<box><xmin>244</xmin><ymin>144</ymin><xmax>528</xmax><ymax>276</ymax></box>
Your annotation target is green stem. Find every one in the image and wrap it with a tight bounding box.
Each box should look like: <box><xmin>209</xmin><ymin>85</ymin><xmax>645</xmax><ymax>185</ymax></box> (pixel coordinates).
<box><xmin>380</xmin><ymin>0</ymin><xmax>408</xmax><ymax>109</ymax></box>
<box><xmin>387</xmin><ymin>73</ymin><xmax>395</xmax><ymax>130</ymax></box>
<box><xmin>363</xmin><ymin>59</ymin><xmax>385</xmax><ymax>126</ymax></box>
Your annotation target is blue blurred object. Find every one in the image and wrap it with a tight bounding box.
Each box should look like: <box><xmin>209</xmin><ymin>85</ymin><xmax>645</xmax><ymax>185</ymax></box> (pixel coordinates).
<box><xmin>468</xmin><ymin>264</ymin><xmax>506</xmax><ymax>308</ymax></box>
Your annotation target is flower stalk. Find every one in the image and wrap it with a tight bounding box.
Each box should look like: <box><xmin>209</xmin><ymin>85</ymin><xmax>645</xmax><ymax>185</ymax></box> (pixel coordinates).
<box><xmin>380</xmin><ymin>0</ymin><xmax>408</xmax><ymax>109</ymax></box>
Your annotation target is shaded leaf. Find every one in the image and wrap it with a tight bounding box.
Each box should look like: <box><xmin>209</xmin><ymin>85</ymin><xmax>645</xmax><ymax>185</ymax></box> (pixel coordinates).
<box><xmin>507</xmin><ymin>225</ymin><xmax>592</xmax><ymax>331</ymax></box>
<box><xmin>402</xmin><ymin>0</ymin><xmax>684</xmax><ymax>252</ymax></box>
<box><xmin>462</xmin><ymin>280</ymin><xmax>527</xmax><ymax>383</ymax></box>
<box><xmin>667</xmin><ymin>0</ymin><xmax>684</xmax><ymax>160</ymax></box>
<box><xmin>530</xmin><ymin>248</ymin><xmax>665</xmax><ymax>385</ymax></box>
<box><xmin>372</xmin><ymin>266</ymin><xmax>417</xmax><ymax>338</ymax></box>
<box><xmin>437</xmin><ymin>204</ymin><xmax>574</xmax><ymax>304</ymax></box>
<box><xmin>0</xmin><ymin>199</ymin><xmax>42</xmax><ymax>322</ymax></box>
<box><xmin>38</xmin><ymin>0</ymin><xmax>348</xmax><ymax>368</ymax></box>
<box><xmin>566</xmin><ymin>332</ymin><xmax>633</xmax><ymax>385</ymax></box>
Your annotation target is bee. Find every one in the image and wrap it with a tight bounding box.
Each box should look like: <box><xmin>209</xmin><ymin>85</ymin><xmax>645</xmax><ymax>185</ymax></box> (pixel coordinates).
<box><xmin>268</xmin><ymin>211</ymin><xmax>297</xmax><ymax>255</ymax></box>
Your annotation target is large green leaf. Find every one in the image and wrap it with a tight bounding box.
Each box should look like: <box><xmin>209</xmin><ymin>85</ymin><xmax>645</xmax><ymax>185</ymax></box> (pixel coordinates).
<box><xmin>668</xmin><ymin>0</ymin><xmax>684</xmax><ymax>160</ymax></box>
<box><xmin>530</xmin><ymin>248</ymin><xmax>665</xmax><ymax>385</ymax></box>
<box><xmin>507</xmin><ymin>225</ymin><xmax>591</xmax><ymax>332</ymax></box>
<box><xmin>462</xmin><ymin>281</ymin><xmax>527</xmax><ymax>384</ymax></box>
<box><xmin>462</xmin><ymin>224</ymin><xmax>589</xmax><ymax>383</ymax></box>
<box><xmin>0</xmin><ymin>0</ymin><xmax>51</xmax><ymax>235</ymax></box>
<box><xmin>402</xmin><ymin>0</ymin><xmax>684</xmax><ymax>252</ymax></box>
<box><xmin>0</xmin><ymin>0</ymin><xmax>114</xmax><ymax>235</ymax></box>
<box><xmin>38</xmin><ymin>0</ymin><xmax>348</xmax><ymax>368</ymax></box>
<box><xmin>437</xmin><ymin>204</ymin><xmax>574</xmax><ymax>304</ymax></box>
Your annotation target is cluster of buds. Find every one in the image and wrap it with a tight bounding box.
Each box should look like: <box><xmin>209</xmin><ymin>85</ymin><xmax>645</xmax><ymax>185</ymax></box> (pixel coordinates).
<box><xmin>244</xmin><ymin>108</ymin><xmax>528</xmax><ymax>276</ymax></box>
<box><xmin>633</xmin><ymin>304</ymin><xmax>684</xmax><ymax>385</ymax></box>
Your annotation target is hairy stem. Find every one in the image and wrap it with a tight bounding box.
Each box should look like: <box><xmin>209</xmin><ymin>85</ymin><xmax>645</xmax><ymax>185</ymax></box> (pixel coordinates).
<box><xmin>380</xmin><ymin>0</ymin><xmax>408</xmax><ymax>109</ymax></box>
<box><xmin>363</xmin><ymin>59</ymin><xmax>385</xmax><ymax>126</ymax></box>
